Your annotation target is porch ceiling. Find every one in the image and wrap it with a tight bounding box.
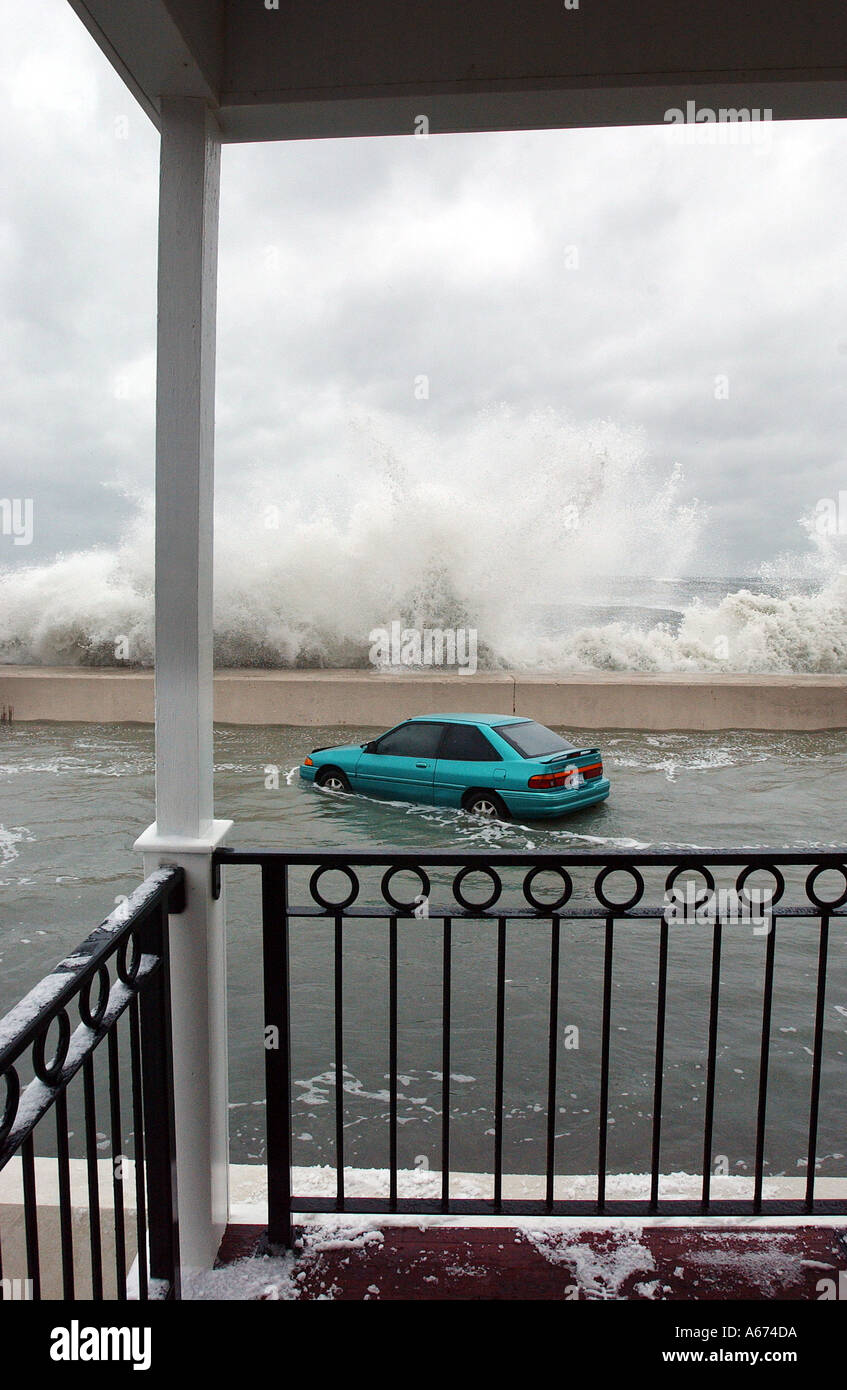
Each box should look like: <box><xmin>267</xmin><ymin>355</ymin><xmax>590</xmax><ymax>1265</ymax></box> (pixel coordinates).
<box><xmin>68</xmin><ymin>0</ymin><xmax>847</xmax><ymax>141</ymax></box>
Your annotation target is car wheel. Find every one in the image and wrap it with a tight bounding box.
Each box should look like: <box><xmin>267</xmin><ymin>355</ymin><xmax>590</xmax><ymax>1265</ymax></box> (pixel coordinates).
<box><xmin>464</xmin><ymin>790</ymin><xmax>509</xmax><ymax>821</ymax></box>
<box><xmin>315</xmin><ymin>767</ymin><xmax>351</xmax><ymax>794</ymax></box>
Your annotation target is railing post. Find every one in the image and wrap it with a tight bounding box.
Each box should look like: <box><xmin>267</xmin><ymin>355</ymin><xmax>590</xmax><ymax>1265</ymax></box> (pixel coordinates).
<box><xmin>137</xmin><ymin>897</ymin><xmax>180</xmax><ymax>1297</ymax></box>
<box><xmin>261</xmin><ymin>863</ymin><xmax>293</xmax><ymax>1248</ymax></box>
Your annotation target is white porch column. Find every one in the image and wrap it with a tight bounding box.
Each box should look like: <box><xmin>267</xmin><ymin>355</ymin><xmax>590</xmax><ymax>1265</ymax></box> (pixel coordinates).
<box><xmin>135</xmin><ymin>97</ymin><xmax>231</xmax><ymax>1281</ymax></box>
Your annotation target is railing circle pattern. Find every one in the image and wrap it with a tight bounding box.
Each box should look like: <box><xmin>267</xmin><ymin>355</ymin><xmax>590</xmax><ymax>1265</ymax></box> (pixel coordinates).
<box><xmin>32</xmin><ymin>1008</ymin><xmax>71</xmax><ymax>1085</ymax></box>
<box><xmin>452</xmin><ymin>866</ymin><xmax>503</xmax><ymax>912</ymax></box>
<box><xmin>0</xmin><ymin>1066</ymin><xmax>20</xmax><ymax>1144</ymax></box>
<box><xmin>664</xmin><ymin>863</ymin><xmax>717</xmax><ymax>900</ymax></box>
<box><xmin>522</xmin><ymin>866</ymin><xmax>573</xmax><ymax>912</ymax></box>
<box><xmin>594</xmin><ymin>865</ymin><xmax>645</xmax><ymax>912</ymax></box>
<box><xmin>309</xmin><ymin>864</ymin><xmax>360</xmax><ymax>911</ymax></box>
<box><xmin>380</xmin><ymin>864</ymin><xmax>432</xmax><ymax>913</ymax></box>
<box><xmin>735</xmin><ymin>863</ymin><xmax>785</xmax><ymax>907</ymax></box>
<box><xmin>116</xmin><ymin>930</ymin><xmax>142</xmax><ymax>986</ymax></box>
<box><xmin>79</xmin><ymin>963</ymin><xmax>111</xmax><ymax>1029</ymax></box>
<box><xmin>805</xmin><ymin>863</ymin><xmax>847</xmax><ymax>910</ymax></box>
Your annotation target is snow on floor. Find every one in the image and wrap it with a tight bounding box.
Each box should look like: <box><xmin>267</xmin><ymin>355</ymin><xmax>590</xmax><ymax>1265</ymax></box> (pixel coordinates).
<box><xmin>522</xmin><ymin>1227</ymin><xmax>656</xmax><ymax>1298</ymax></box>
<box><xmin>186</xmin><ymin>1216</ymin><xmax>844</xmax><ymax>1302</ymax></box>
<box><xmin>185</xmin><ymin>1222</ymin><xmax>387</xmax><ymax>1302</ymax></box>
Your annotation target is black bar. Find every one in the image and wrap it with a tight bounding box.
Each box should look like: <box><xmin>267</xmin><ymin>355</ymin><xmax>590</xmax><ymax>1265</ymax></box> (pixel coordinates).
<box><xmin>83</xmin><ymin>1055</ymin><xmax>104</xmax><ymax>1300</ymax></box>
<box><xmin>289</xmin><ymin>1194</ymin><xmax>846</xmax><ymax>1218</ymax></box>
<box><xmin>597</xmin><ymin>917</ymin><xmax>615</xmax><ymax>1212</ymax></box>
<box><xmin>805</xmin><ymin>913</ymin><xmax>830</xmax><ymax>1212</ymax></box>
<box><xmin>108</xmin><ymin>1027</ymin><xmax>127</xmax><ymax>1300</ymax></box>
<box><xmin>138</xmin><ymin>901</ymin><xmax>180</xmax><ymax>1294</ymax></box>
<box><xmin>493</xmin><ymin>918</ymin><xmax>507</xmax><ymax>1211</ymax></box>
<box><xmin>215</xmin><ymin>846</ymin><xmax>847</xmax><ymax>867</ymax></box>
<box><xmin>441</xmin><ymin>917</ymin><xmax>451</xmax><ymax>1211</ymax></box>
<box><xmin>265</xmin><ymin>902</ymin><xmax>835</xmax><ymax>924</ymax></box>
<box><xmin>261</xmin><ymin>863</ymin><xmax>293</xmax><ymax>1248</ymax></box>
<box><xmin>389</xmin><ymin>916</ymin><xmax>398</xmax><ymax>1212</ymax></box>
<box><xmin>333</xmin><ymin>912</ymin><xmax>345</xmax><ymax>1210</ymax></box>
<box><xmin>649</xmin><ymin>918</ymin><xmax>669</xmax><ymax>1211</ymax></box>
<box><xmin>545</xmin><ymin>917</ymin><xmax>560</xmax><ymax>1212</ymax></box>
<box><xmin>21</xmin><ymin>1134</ymin><xmax>41</xmax><ymax>1300</ymax></box>
<box><xmin>701</xmin><ymin>921</ymin><xmax>723</xmax><ymax>1212</ymax></box>
<box><xmin>753</xmin><ymin>920</ymin><xmax>778</xmax><ymax>1213</ymax></box>
<box><xmin>55</xmin><ymin>1090</ymin><xmax>75</xmax><ymax>1299</ymax></box>
<box><xmin>128</xmin><ymin>996</ymin><xmax>149</xmax><ymax>1302</ymax></box>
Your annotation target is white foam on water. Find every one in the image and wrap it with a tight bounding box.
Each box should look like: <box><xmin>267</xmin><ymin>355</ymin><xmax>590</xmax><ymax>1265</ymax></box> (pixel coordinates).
<box><xmin>0</xmin><ymin>824</ymin><xmax>34</xmax><ymax>866</ymax></box>
<box><xmin>380</xmin><ymin>794</ymin><xmax>649</xmax><ymax>850</ymax></box>
<box><xmin>1</xmin><ymin>406</ymin><xmax>844</xmax><ymax>672</ymax></box>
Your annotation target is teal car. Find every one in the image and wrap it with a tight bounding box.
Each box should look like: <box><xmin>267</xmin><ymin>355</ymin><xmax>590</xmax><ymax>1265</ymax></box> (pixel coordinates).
<box><xmin>300</xmin><ymin>714</ymin><xmax>610</xmax><ymax>820</ymax></box>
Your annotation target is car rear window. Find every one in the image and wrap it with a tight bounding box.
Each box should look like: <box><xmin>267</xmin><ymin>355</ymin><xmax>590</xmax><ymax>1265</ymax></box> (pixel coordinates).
<box><xmin>493</xmin><ymin>721</ymin><xmax>574</xmax><ymax>758</ymax></box>
<box><xmin>375</xmin><ymin>722</ymin><xmax>445</xmax><ymax>757</ymax></box>
<box><xmin>438</xmin><ymin>723</ymin><xmax>502</xmax><ymax>762</ymax></box>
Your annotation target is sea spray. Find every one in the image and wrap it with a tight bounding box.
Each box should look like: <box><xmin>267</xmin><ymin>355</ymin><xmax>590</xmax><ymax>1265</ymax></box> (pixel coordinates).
<box><xmin>551</xmin><ymin>576</ymin><xmax>847</xmax><ymax>673</ymax></box>
<box><xmin>0</xmin><ymin>407</ymin><xmax>844</xmax><ymax>672</ymax></box>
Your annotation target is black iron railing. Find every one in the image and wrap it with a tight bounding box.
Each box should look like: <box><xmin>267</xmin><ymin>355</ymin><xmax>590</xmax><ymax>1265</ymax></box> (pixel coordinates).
<box><xmin>0</xmin><ymin>867</ymin><xmax>183</xmax><ymax>1300</ymax></box>
<box><xmin>215</xmin><ymin>847</ymin><xmax>847</xmax><ymax>1246</ymax></box>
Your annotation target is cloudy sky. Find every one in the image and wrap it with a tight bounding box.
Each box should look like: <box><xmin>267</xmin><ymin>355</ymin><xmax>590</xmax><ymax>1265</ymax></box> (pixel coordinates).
<box><xmin>2</xmin><ymin>0</ymin><xmax>846</xmax><ymax>576</ymax></box>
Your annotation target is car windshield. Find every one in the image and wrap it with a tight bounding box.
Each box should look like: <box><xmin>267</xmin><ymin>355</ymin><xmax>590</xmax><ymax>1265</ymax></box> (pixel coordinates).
<box><xmin>494</xmin><ymin>721</ymin><xmax>574</xmax><ymax>759</ymax></box>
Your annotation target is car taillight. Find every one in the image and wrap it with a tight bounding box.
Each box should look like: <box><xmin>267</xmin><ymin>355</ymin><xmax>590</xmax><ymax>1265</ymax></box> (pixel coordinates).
<box><xmin>528</xmin><ymin>767</ymin><xmax>575</xmax><ymax>789</ymax></box>
<box><xmin>528</xmin><ymin>761</ymin><xmax>603</xmax><ymax>789</ymax></box>
<box><xmin>303</xmin><ymin>756</ymin><xmax>313</xmax><ymax>766</ymax></box>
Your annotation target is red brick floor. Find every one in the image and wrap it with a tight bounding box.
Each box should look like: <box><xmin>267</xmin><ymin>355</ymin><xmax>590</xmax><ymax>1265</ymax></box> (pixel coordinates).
<box><xmin>217</xmin><ymin>1223</ymin><xmax>847</xmax><ymax>1300</ymax></box>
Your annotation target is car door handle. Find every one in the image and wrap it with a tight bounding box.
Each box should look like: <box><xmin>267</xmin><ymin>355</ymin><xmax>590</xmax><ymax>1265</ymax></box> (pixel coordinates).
<box><xmin>415</xmin><ymin>762</ymin><xmax>428</xmax><ymax>768</ymax></box>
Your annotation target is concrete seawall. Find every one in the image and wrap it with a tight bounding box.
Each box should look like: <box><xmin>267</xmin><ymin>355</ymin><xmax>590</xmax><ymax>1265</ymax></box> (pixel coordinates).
<box><xmin>1</xmin><ymin>666</ymin><xmax>845</xmax><ymax>730</ymax></box>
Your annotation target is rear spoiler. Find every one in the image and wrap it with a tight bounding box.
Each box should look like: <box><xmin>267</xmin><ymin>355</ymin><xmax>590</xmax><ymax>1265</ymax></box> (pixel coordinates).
<box><xmin>540</xmin><ymin>747</ymin><xmax>600</xmax><ymax>764</ymax></box>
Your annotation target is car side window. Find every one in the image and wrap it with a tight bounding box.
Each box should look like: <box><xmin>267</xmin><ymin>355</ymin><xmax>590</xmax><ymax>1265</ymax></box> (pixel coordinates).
<box><xmin>438</xmin><ymin>724</ymin><xmax>502</xmax><ymax>762</ymax></box>
<box><xmin>375</xmin><ymin>722</ymin><xmax>445</xmax><ymax>758</ymax></box>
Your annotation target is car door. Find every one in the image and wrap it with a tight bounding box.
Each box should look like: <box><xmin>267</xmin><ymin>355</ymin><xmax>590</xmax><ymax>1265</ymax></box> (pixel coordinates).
<box><xmin>433</xmin><ymin>723</ymin><xmax>507</xmax><ymax>807</ymax></box>
<box><xmin>354</xmin><ymin>721</ymin><xmax>445</xmax><ymax>804</ymax></box>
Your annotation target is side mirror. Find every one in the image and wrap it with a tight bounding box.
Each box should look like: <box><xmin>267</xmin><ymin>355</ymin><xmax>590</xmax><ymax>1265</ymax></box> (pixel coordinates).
<box><xmin>362</xmin><ymin>740</ymin><xmax>377</xmax><ymax>753</ymax></box>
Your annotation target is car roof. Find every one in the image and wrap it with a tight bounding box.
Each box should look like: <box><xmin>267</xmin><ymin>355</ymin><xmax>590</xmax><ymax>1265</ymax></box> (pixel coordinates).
<box><xmin>407</xmin><ymin>713</ymin><xmax>529</xmax><ymax>727</ymax></box>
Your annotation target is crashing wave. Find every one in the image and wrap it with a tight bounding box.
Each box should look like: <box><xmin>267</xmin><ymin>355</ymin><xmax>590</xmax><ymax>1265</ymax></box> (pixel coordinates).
<box><xmin>1</xmin><ymin>407</ymin><xmax>844</xmax><ymax>673</ymax></box>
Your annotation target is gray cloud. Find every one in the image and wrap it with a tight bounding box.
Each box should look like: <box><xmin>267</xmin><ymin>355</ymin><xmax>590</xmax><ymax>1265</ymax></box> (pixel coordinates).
<box><xmin>1</xmin><ymin>0</ymin><xmax>846</xmax><ymax>575</ymax></box>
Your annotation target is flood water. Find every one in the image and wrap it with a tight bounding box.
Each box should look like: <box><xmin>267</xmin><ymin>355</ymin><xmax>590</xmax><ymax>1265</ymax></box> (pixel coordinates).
<box><xmin>1</xmin><ymin>721</ymin><xmax>846</xmax><ymax>1187</ymax></box>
